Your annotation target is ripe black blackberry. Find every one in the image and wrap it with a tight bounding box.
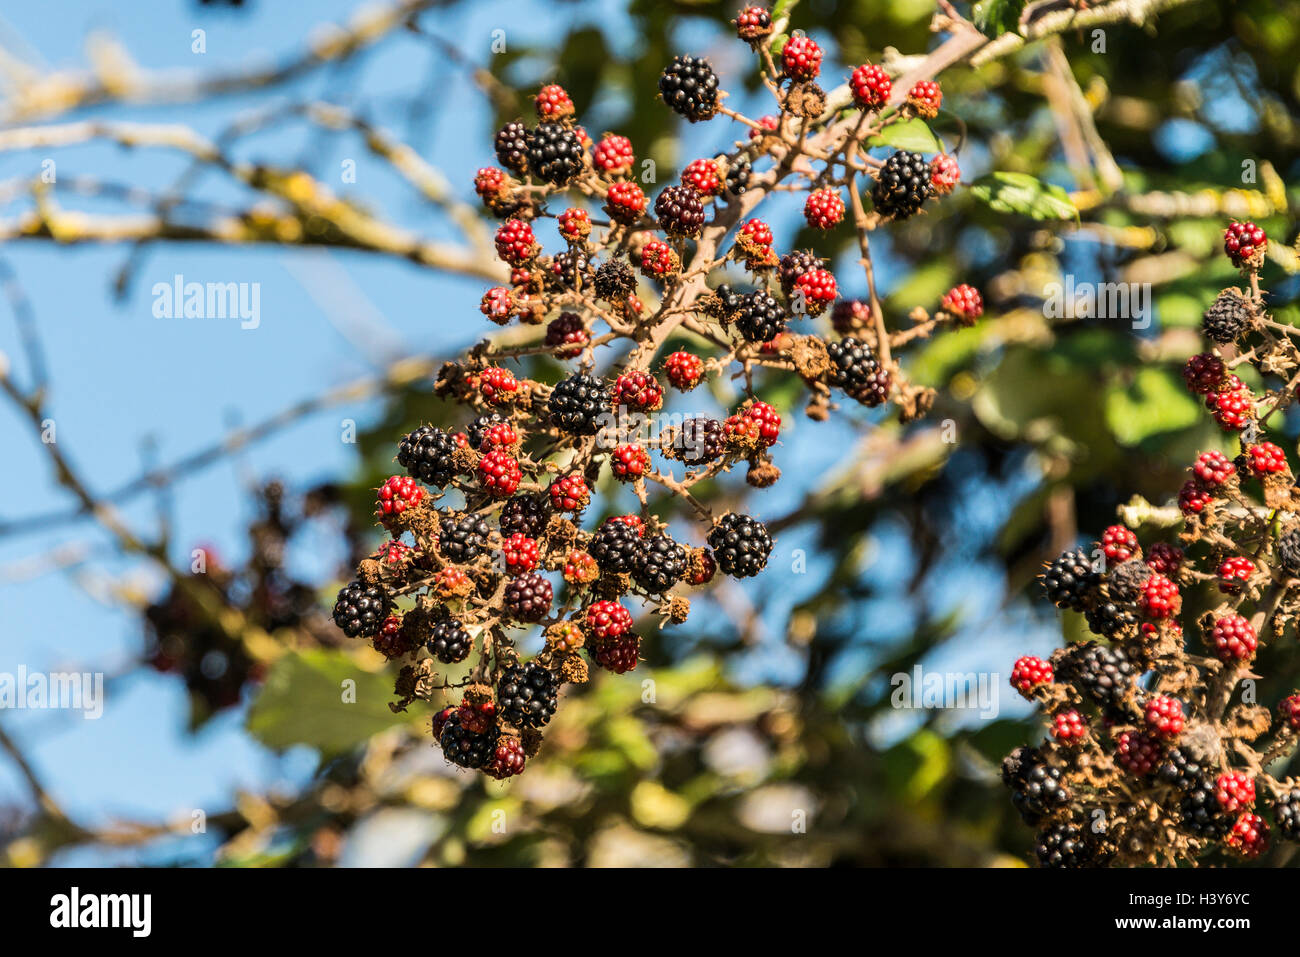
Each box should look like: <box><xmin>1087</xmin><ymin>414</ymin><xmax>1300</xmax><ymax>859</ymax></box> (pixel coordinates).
<box><xmin>1084</xmin><ymin>600</ymin><xmax>1138</xmax><ymax>639</ymax></box>
<box><xmin>1277</xmin><ymin>527</ymin><xmax>1300</xmax><ymax>577</ymax></box>
<box><xmin>1001</xmin><ymin>746</ymin><xmax>1071</xmax><ymax>824</ymax></box>
<box><xmin>332</xmin><ymin>580</ymin><xmax>391</xmax><ymax>638</ymax></box>
<box><xmin>1202</xmin><ymin>288</ymin><xmax>1254</xmax><ymax>344</ymax></box>
<box><xmin>550</xmin><ymin>249</ymin><xmax>592</xmax><ymax>291</ymax></box>
<box><xmin>428</xmin><ymin>614</ymin><xmax>471</xmax><ymax>664</ymax></box>
<box><xmin>1035</xmin><ymin>822</ymin><xmax>1107</xmax><ymax>868</ymax></box>
<box><xmin>1274</xmin><ymin>787</ymin><xmax>1300</xmax><ymax>840</ymax></box>
<box><xmin>527</xmin><ymin>122</ymin><xmax>584</xmax><ymax>185</ymax></box>
<box><xmin>589</xmin><ymin>519</ymin><xmax>644</xmax><ymax>574</ymax></box>
<box><xmin>494</xmin><ymin>121</ymin><xmax>530</xmax><ymax>174</ymax></box>
<box><xmin>496</xmin><ymin>661</ymin><xmax>559</xmax><ymax>729</ymax></box>
<box><xmin>1179</xmin><ymin>775</ymin><xmax>1233</xmax><ymax>838</ymax></box>
<box><xmin>708</xmin><ymin>512</ymin><xmax>773</xmax><ymax>578</ymax></box>
<box><xmin>397</xmin><ymin>424</ymin><xmax>460</xmax><ymax>486</ymax></box>
<box><xmin>633</xmin><ymin>534</ymin><xmax>687</xmax><ymax>593</ymax></box>
<box><xmin>594</xmin><ymin>258</ymin><xmax>636</xmax><ymax>304</ymax></box>
<box><xmin>778</xmin><ymin>250</ymin><xmax>822</xmax><ymax>297</ymax></box>
<box><xmin>733</xmin><ymin>290</ymin><xmax>787</xmax><ymax>343</ymax></box>
<box><xmin>438</xmin><ymin>512</ymin><xmax>493</xmax><ymax>563</ymax></box>
<box><xmin>659</xmin><ymin>54</ymin><xmax>719</xmax><ymax>122</ymax></box>
<box><xmin>1106</xmin><ymin>559</ymin><xmax>1151</xmax><ymax>603</ymax></box>
<box><xmin>466</xmin><ymin>412</ymin><xmax>508</xmax><ymax>450</ymax></box>
<box><xmin>826</xmin><ymin>337</ymin><xmax>890</xmax><ymax>407</ymax></box>
<box><xmin>503</xmin><ymin>572</ymin><xmax>553</xmax><ymax>622</ymax></box>
<box><xmin>654</xmin><ymin>184</ymin><xmax>707</xmax><ymax>238</ymax></box>
<box><xmin>1057</xmin><ymin>641</ymin><xmax>1137</xmax><ymax>710</ymax></box>
<box><xmin>1039</xmin><ymin>546</ymin><xmax>1100</xmax><ymax>611</ymax></box>
<box><xmin>872</xmin><ymin>150</ymin><xmax>933</xmax><ymax>220</ymax></box>
<box><xmin>703</xmin><ymin>283</ymin><xmax>745</xmax><ymax>323</ymax></box>
<box><xmin>440</xmin><ymin>711</ymin><xmax>494</xmax><ymax>769</ymax></box>
<box><xmin>548</xmin><ymin>373</ymin><xmax>611</xmax><ymax>436</ymax></box>
<box><xmin>679</xmin><ymin>416</ymin><xmax>725</xmax><ymax>463</ymax></box>
<box><xmin>1156</xmin><ymin>747</ymin><xmax>1205</xmax><ymax>792</ymax></box>
<box><xmin>499</xmin><ymin>494</ymin><xmax>547</xmax><ymax>538</ymax></box>
<box><xmin>725</xmin><ymin>159</ymin><xmax>751</xmax><ymax>196</ymax></box>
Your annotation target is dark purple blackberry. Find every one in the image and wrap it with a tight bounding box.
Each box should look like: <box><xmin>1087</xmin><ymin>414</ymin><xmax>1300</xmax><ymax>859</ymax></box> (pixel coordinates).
<box><xmin>332</xmin><ymin>580</ymin><xmax>390</xmax><ymax>638</ymax></box>
<box><xmin>1035</xmin><ymin>822</ymin><xmax>1106</xmax><ymax>868</ymax></box>
<box><xmin>427</xmin><ymin>614</ymin><xmax>471</xmax><ymax>664</ymax></box>
<box><xmin>872</xmin><ymin>150</ymin><xmax>933</xmax><ymax>220</ymax></box>
<box><xmin>678</xmin><ymin>416</ymin><xmax>724</xmax><ymax>463</ymax></box>
<box><xmin>1277</xmin><ymin>527</ymin><xmax>1300</xmax><ymax>577</ymax></box>
<box><xmin>503</xmin><ymin>572</ymin><xmax>553</xmax><ymax>622</ymax></box>
<box><xmin>708</xmin><ymin>512</ymin><xmax>772</xmax><ymax>578</ymax></box>
<box><xmin>633</xmin><ymin>534</ymin><xmax>687</xmax><ymax>593</ymax></box>
<box><xmin>1202</xmin><ymin>288</ymin><xmax>1253</xmax><ymax>344</ymax></box>
<box><xmin>438</xmin><ymin>512</ymin><xmax>492</xmax><ymax>563</ymax></box>
<box><xmin>1057</xmin><ymin>641</ymin><xmax>1137</xmax><ymax>710</ymax></box>
<box><xmin>659</xmin><ymin>55</ymin><xmax>719</xmax><ymax>122</ymax></box>
<box><xmin>548</xmin><ymin>373</ymin><xmax>610</xmax><ymax>436</ymax></box>
<box><xmin>733</xmin><ymin>290</ymin><xmax>787</xmax><ymax>343</ymax></box>
<box><xmin>496</xmin><ymin>661</ymin><xmax>559</xmax><ymax>729</ymax></box>
<box><xmin>440</xmin><ymin>711</ymin><xmax>494</xmax><ymax>769</ymax></box>
<box><xmin>1274</xmin><ymin>787</ymin><xmax>1300</xmax><ymax>840</ymax></box>
<box><xmin>397</xmin><ymin>424</ymin><xmax>461</xmax><ymax>486</ymax></box>
<box><xmin>1156</xmin><ymin>747</ymin><xmax>1205</xmax><ymax>792</ymax></box>
<box><xmin>527</xmin><ymin>122</ymin><xmax>584</xmax><ymax>185</ymax></box>
<box><xmin>1039</xmin><ymin>546</ymin><xmax>1101</xmax><ymax>612</ymax></box>
<box><xmin>499</xmin><ymin>494</ymin><xmax>547</xmax><ymax>538</ymax></box>
<box><xmin>654</xmin><ymin>184</ymin><xmax>707</xmax><ymax>238</ymax></box>
<box><xmin>777</xmin><ymin>250</ymin><xmax>822</xmax><ymax>297</ymax></box>
<box><xmin>494</xmin><ymin>121</ymin><xmax>530</xmax><ymax>174</ymax></box>
<box><xmin>725</xmin><ymin>159</ymin><xmax>751</xmax><ymax>196</ymax></box>
<box><xmin>589</xmin><ymin>519</ymin><xmax>644</xmax><ymax>574</ymax></box>
<box><xmin>594</xmin><ymin>257</ymin><xmax>636</xmax><ymax>304</ymax></box>
<box><xmin>826</xmin><ymin>336</ymin><xmax>890</xmax><ymax>407</ymax></box>
<box><xmin>1001</xmin><ymin>746</ymin><xmax>1070</xmax><ymax>824</ymax></box>
<box><xmin>1179</xmin><ymin>775</ymin><xmax>1233</xmax><ymax>838</ymax></box>
<box><xmin>703</xmin><ymin>283</ymin><xmax>745</xmax><ymax>323</ymax></box>
<box><xmin>467</xmin><ymin>412</ymin><xmax>508</xmax><ymax>450</ymax></box>
<box><xmin>550</xmin><ymin>248</ymin><xmax>592</xmax><ymax>290</ymax></box>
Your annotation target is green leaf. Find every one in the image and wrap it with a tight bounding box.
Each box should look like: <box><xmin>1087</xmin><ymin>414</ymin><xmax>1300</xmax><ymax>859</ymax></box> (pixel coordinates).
<box><xmin>1103</xmin><ymin>367</ymin><xmax>1202</xmax><ymax>445</ymax></box>
<box><xmin>247</xmin><ymin>649</ymin><xmax>412</xmax><ymax>754</ymax></box>
<box><xmin>973</xmin><ymin>0</ymin><xmax>1027</xmax><ymax>36</ymax></box>
<box><xmin>968</xmin><ymin>171</ymin><xmax>1077</xmax><ymax>221</ymax></box>
<box><xmin>868</xmin><ymin>117</ymin><xmax>943</xmax><ymax>153</ymax></box>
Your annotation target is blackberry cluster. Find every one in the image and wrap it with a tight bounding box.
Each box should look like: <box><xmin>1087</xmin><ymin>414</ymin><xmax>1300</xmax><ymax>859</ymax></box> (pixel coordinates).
<box><xmin>654</xmin><ymin>185</ymin><xmax>707</xmax><ymax>237</ymax></box>
<box><xmin>466</xmin><ymin>412</ymin><xmax>508</xmax><ymax>449</ymax></box>
<box><xmin>705</xmin><ymin>283</ymin><xmax>745</xmax><ymax>322</ymax></box>
<box><xmin>527</xmin><ymin>122</ymin><xmax>584</xmax><ymax>185</ymax></box>
<box><xmin>634</xmin><ymin>534</ymin><xmax>687</xmax><ymax>593</ymax></box>
<box><xmin>397</xmin><ymin>424</ymin><xmax>461</xmax><ymax>486</ymax></box>
<box><xmin>734</xmin><ymin>290</ymin><xmax>787</xmax><ymax>343</ymax></box>
<box><xmin>872</xmin><ymin>150</ymin><xmax>933</xmax><ymax>220</ymax></box>
<box><xmin>1084</xmin><ymin>600</ymin><xmax>1138</xmax><ymax>639</ymax></box>
<box><xmin>1106</xmin><ymin>559</ymin><xmax>1151</xmax><ymax>603</ymax></box>
<box><xmin>499</xmin><ymin>494</ymin><xmax>547</xmax><ymax>538</ymax></box>
<box><xmin>493</xmin><ymin>120</ymin><xmax>530</xmax><ymax>173</ymax></box>
<box><xmin>439</xmin><ymin>513</ymin><xmax>492</xmax><ymax>563</ymax></box>
<box><xmin>440</xmin><ymin>712</ymin><xmax>494</xmax><ymax>769</ymax></box>
<box><xmin>679</xmin><ymin>416</ymin><xmax>725</xmax><ymax>463</ymax></box>
<box><xmin>726</xmin><ymin>159</ymin><xmax>751</xmax><ymax>196</ymax></box>
<box><xmin>1039</xmin><ymin>547</ymin><xmax>1100</xmax><ymax>611</ymax></box>
<box><xmin>658</xmin><ymin>54</ymin><xmax>719</xmax><ymax>122</ymax></box>
<box><xmin>778</xmin><ymin>250</ymin><xmax>821</xmax><ymax>297</ymax></box>
<box><xmin>497</xmin><ymin>661</ymin><xmax>559</xmax><ymax>728</ymax></box>
<box><xmin>1274</xmin><ymin>788</ymin><xmax>1300</xmax><ymax>840</ymax></box>
<box><xmin>332</xmin><ymin>580</ymin><xmax>390</xmax><ymax>638</ymax></box>
<box><xmin>1179</xmin><ymin>777</ymin><xmax>1234</xmax><ymax>838</ymax></box>
<box><xmin>1057</xmin><ymin>641</ymin><xmax>1137</xmax><ymax>710</ymax></box>
<box><xmin>1035</xmin><ymin>822</ymin><xmax>1108</xmax><ymax>868</ymax></box>
<box><xmin>594</xmin><ymin>257</ymin><xmax>635</xmax><ymax>304</ymax></box>
<box><xmin>589</xmin><ymin>519</ymin><xmax>643</xmax><ymax>574</ymax></box>
<box><xmin>1001</xmin><ymin>746</ymin><xmax>1070</xmax><ymax>823</ymax></box>
<box><xmin>504</xmin><ymin>572</ymin><xmax>553</xmax><ymax>622</ymax></box>
<box><xmin>708</xmin><ymin>512</ymin><xmax>773</xmax><ymax>578</ymax></box>
<box><xmin>548</xmin><ymin>373</ymin><xmax>611</xmax><ymax>436</ymax></box>
<box><xmin>551</xmin><ymin>249</ymin><xmax>592</xmax><ymax>290</ymax></box>
<box><xmin>1202</xmin><ymin>288</ymin><xmax>1253</xmax><ymax>344</ymax></box>
<box><xmin>1277</xmin><ymin>527</ymin><xmax>1300</xmax><ymax>577</ymax></box>
<box><xmin>428</xmin><ymin>615</ymin><xmax>471</xmax><ymax>664</ymax></box>
<box><xmin>1156</xmin><ymin>747</ymin><xmax>1205</xmax><ymax>792</ymax></box>
<box><xmin>826</xmin><ymin>337</ymin><xmax>890</xmax><ymax>406</ymax></box>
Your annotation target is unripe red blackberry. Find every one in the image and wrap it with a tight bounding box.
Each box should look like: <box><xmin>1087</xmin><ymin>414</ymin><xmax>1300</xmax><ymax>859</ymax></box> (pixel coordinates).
<box><xmin>1193</xmin><ymin>449</ymin><xmax>1236</xmax><ymax>487</ymax></box>
<box><xmin>371</xmin><ymin>616</ymin><xmax>408</xmax><ymax>658</ymax></box>
<box><xmin>439</xmin><ymin>512</ymin><xmax>493</xmax><ymax>563</ymax></box>
<box><xmin>499</xmin><ymin>494</ymin><xmax>547</xmax><ymax>538</ymax></box>
<box><xmin>1010</xmin><ymin>655</ymin><xmax>1053</xmax><ymax>697</ymax></box>
<box><xmin>1202</xmin><ymin>288</ymin><xmax>1254</xmax><ymax>343</ymax></box>
<box><xmin>332</xmin><ymin>580</ymin><xmax>392</xmax><ymax>639</ymax></box>
<box><xmin>527</xmin><ymin>122</ymin><xmax>585</xmax><ymax>185</ymax></box>
<box><xmin>612</xmin><ymin>370</ymin><xmax>664</xmax><ymax>412</ymax></box>
<box><xmin>929</xmin><ymin>153</ymin><xmax>961</xmax><ymax>195</ymax></box>
<box><xmin>591</xmin><ymin>631</ymin><xmax>641</xmax><ymax>673</ymax></box>
<box><xmin>484</xmin><ymin>736</ymin><xmax>527</xmax><ymax>780</ymax></box>
<box><xmin>501</xmin><ymin>533</ymin><xmax>540</xmax><ymax>575</ymax></box>
<box><xmin>534</xmin><ymin>83</ymin><xmax>574</xmax><ymax>121</ymax></box>
<box><xmin>793</xmin><ymin>267</ymin><xmax>837</xmax><ymax>316</ymax></box>
<box><xmin>1216</xmin><ymin>556</ymin><xmax>1254</xmax><ymax>594</ymax></box>
<box><xmin>654</xmin><ymin>184</ymin><xmax>706</xmax><ymax>238</ymax></box>
<box><xmin>494</xmin><ymin>120</ymin><xmax>530</xmax><ymax>173</ymax></box>
<box><xmin>1144</xmin><ymin>695</ymin><xmax>1185</xmax><ymax>739</ymax></box>
<box><xmin>610</xmin><ymin>443</ymin><xmax>650</xmax><ymax>481</ymax></box>
<box><xmin>777</xmin><ymin>250</ymin><xmax>822</xmax><ymax>297</ymax></box>
<box><xmin>733</xmin><ymin>5</ymin><xmax>772</xmax><ymax>41</ymax></box>
<box><xmin>1144</xmin><ymin>542</ymin><xmax>1183</xmax><ymax>576</ymax></box>
<box><xmin>687</xmin><ymin>547</ymin><xmax>716</xmax><ymax>585</ymax></box>
<box><xmin>428</xmin><ymin>614</ymin><xmax>472</xmax><ymax>664</ymax></box>
<box><xmin>545</xmin><ymin>312</ymin><xmax>589</xmax><ymax>359</ymax></box>
<box><xmin>803</xmin><ymin>188</ymin><xmax>845</xmax><ymax>229</ymax></box>
<box><xmin>1208</xmin><ymin>614</ymin><xmax>1257</xmax><ymax>662</ymax></box>
<box><xmin>1051</xmin><ymin>709</ymin><xmax>1087</xmax><ymax>744</ymax></box>
<box><xmin>1099</xmin><ymin>524</ymin><xmax>1138</xmax><ymax>565</ymax></box>
<box><xmin>377</xmin><ymin>474</ymin><xmax>423</xmax><ymax>518</ymax></box>
<box><xmin>906</xmin><ymin>80</ymin><xmax>942</xmax><ymax>118</ymax></box>
<box><xmin>1115</xmin><ymin>731</ymin><xmax>1163</xmax><ymax>776</ymax></box>
<box><xmin>504</xmin><ymin>572</ymin><xmax>553</xmax><ymax>623</ymax></box>
<box><xmin>708</xmin><ymin>512</ymin><xmax>773</xmax><ymax>578</ymax></box>
<box><xmin>940</xmin><ymin>284</ymin><xmax>982</xmax><ymax>324</ymax></box>
<box><xmin>849</xmin><ymin>62</ymin><xmax>891</xmax><ymax>109</ymax></box>
<box><xmin>586</xmin><ymin>599</ymin><xmax>633</xmax><ymax>639</ymax></box>
<box><xmin>872</xmin><ymin>150</ymin><xmax>933</xmax><ymax>219</ymax></box>
<box><xmin>1215</xmin><ymin>771</ymin><xmax>1256</xmax><ymax>813</ymax></box>
<box><xmin>557</xmin><ymin>206</ymin><xmax>591</xmax><ymax>244</ymax></box>
<box><xmin>495</xmin><ymin>218</ymin><xmax>537</xmax><ymax>266</ymax></box>
<box><xmin>604</xmin><ymin>180</ymin><xmax>647</xmax><ymax>224</ymax></box>
<box><xmin>477</xmin><ymin>366</ymin><xmax>518</xmax><ymax>405</ymax></box>
<box><xmin>1278</xmin><ymin>692</ymin><xmax>1300</xmax><ymax>731</ymax></box>
<box><xmin>640</xmin><ymin>239</ymin><xmax>681</xmax><ymax>279</ymax></box>
<box><xmin>548</xmin><ymin>473</ymin><xmax>590</xmax><ymax>513</ymax></box>
<box><xmin>738</xmin><ymin>400</ymin><xmax>780</xmax><ymax>447</ymax></box>
<box><xmin>1138</xmin><ymin>573</ymin><xmax>1180</xmax><ymax>619</ymax></box>
<box><xmin>664</xmin><ymin>350</ymin><xmax>704</xmax><ymax>391</ymax></box>
<box><xmin>397</xmin><ymin>424</ymin><xmax>461</xmax><ymax>487</ymax></box>
<box><xmin>659</xmin><ymin>55</ymin><xmax>719</xmax><ymax>122</ymax></box>
<box><xmin>480</xmin><ymin>285</ymin><xmax>516</xmax><ymax>324</ymax></box>
<box><xmin>592</xmin><ymin>134</ymin><xmax>635</xmax><ymax>177</ymax></box>
<box><xmin>750</xmin><ymin>114</ymin><xmax>779</xmax><ymax>139</ymax></box>
<box><xmin>477</xmin><ymin>448</ymin><xmax>522</xmax><ymax>497</ymax></box>
<box><xmin>1208</xmin><ymin>383</ymin><xmax>1254</xmax><ymax>431</ymax></box>
<box><xmin>1181</xmin><ymin>352</ymin><xmax>1226</xmax><ymax>395</ymax></box>
<box><xmin>374</xmin><ymin>540</ymin><xmax>411</xmax><ymax>565</ymax></box>
<box><xmin>1178</xmin><ymin>479</ymin><xmax>1212</xmax><ymax>515</ymax></box>
<box><xmin>681</xmin><ymin>158</ymin><xmax>723</xmax><ymax>197</ymax></box>
<box><xmin>548</xmin><ymin>372</ymin><xmax>611</xmax><ymax>436</ymax></box>
<box><xmin>1246</xmin><ymin>441</ymin><xmax>1288</xmax><ymax>475</ymax></box>
<box><xmin>562</xmin><ymin>549</ymin><xmax>599</xmax><ymax>586</ymax></box>
<box><xmin>781</xmin><ymin>34</ymin><xmax>822</xmax><ymax>81</ymax></box>
<box><xmin>1223</xmin><ymin>220</ymin><xmax>1266</xmax><ymax>269</ymax></box>
<box><xmin>633</xmin><ymin>533</ymin><xmax>687</xmax><ymax>593</ymax></box>
<box><xmin>733</xmin><ymin>290</ymin><xmax>787</xmax><ymax>343</ymax></box>
<box><xmin>826</xmin><ymin>336</ymin><xmax>890</xmax><ymax>407</ymax></box>
<box><xmin>1226</xmin><ymin>813</ymin><xmax>1269</xmax><ymax>858</ymax></box>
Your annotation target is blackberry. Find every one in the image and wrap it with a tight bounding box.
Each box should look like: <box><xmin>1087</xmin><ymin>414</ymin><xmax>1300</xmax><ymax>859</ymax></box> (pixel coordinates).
<box><xmin>427</xmin><ymin>614</ymin><xmax>472</xmax><ymax>664</ymax></box>
<box><xmin>1039</xmin><ymin>546</ymin><xmax>1100</xmax><ymax>612</ymax></box>
<box><xmin>1179</xmin><ymin>775</ymin><xmax>1234</xmax><ymax>838</ymax></box>
<box><xmin>872</xmin><ymin>150</ymin><xmax>933</xmax><ymax>220</ymax></box>
<box><xmin>440</xmin><ymin>711</ymin><xmax>494</xmax><ymax>769</ymax></box>
<box><xmin>1202</xmin><ymin>288</ymin><xmax>1253</xmax><ymax>344</ymax></box>
<box><xmin>679</xmin><ymin>416</ymin><xmax>725</xmax><ymax>463</ymax></box>
<box><xmin>1001</xmin><ymin>747</ymin><xmax>1070</xmax><ymax>824</ymax></box>
<box><xmin>1107</xmin><ymin>559</ymin><xmax>1151</xmax><ymax>603</ymax></box>
<box><xmin>496</xmin><ymin>661</ymin><xmax>559</xmax><ymax>729</ymax></box>
<box><xmin>1057</xmin><ymin>641</ymin><xmax>1137</xmax><ymax>710</ymax></box>
<box><xmin>708</xmin><ymin>512</ymin><xmax>773</xmax><ymax>578</ymax></box>
<box><xmin>778</xmin><ymin>250</ymin><xmax>822</xmax><ymax>297</ymax></box>
<box><xmin>503</xmin><ymin>571</ymin><xmax>553</xmax><ymax>622</ymax></box>
<box><xmin>633</xmin><ymin>534</ymin><xmax>687</xmax><ymax>593</ymax></box>
<box><xmin>1274</xmin><ymin>787</ymin><xmax>1300</xmax><ymax>840</ymax></box>
<box><xmin>704</xmin><ymin>283</ymin><xmax>745</xmax><ymax>322</ymax></box>
<box><xmin>494</xmin><ymin>120</ymin><xmax>530</xmax><ymax>174</ymax></box>
<box><xmin>397</xmin><ymin>424</ymin><xmax>461</xmax><ymax>486</ymax></box>
<box><xmin>654</xmin><ymin>185</ymin><xmax>707</xmax><ymax>238</ymax></box>
<box><xmin>1277</xmin><ymin>527</ymin><xmax>1300</xmax><ymax>577</ymax></box>
<box><xmin>527</xmin><ymin>122</ymin><xmax>584</xmax><ymax>186</ymax></box>
<box><xmin>438</xmin><ymin>512</ymin><xmax>492</xmax><ymax>563</ymax></box>
<box><xmin>725</xmin><ymin>159</ymin><xmax>751</xmax><ymax>196</ymax></box>
<box><xmin>1035</xmin><ymin>822</ymin><xmax>1107</xmax><ymax>868</ymax></box>
<box><xmin>499</xmin><ymin>494</ymin><xmax>547</xmax><ymax>538</ymax></box>
<box><xmin>594</xmin><ymin>257</ymin><xmax>636</xmax><ymax>304</ymax></box>
<box><xmin>826</xmin><ymin>337</ymin><xmax>890</xmax><ymax>407</ymax></box>
<box><xmin>548</xmin><ymin>373</ymin><xmax>611</xmax><ymax>436</ymax></box>
<box><xmin>1156</xmin><ymin>747</ymin><xmax>1205</xmax><ymax>792</ymax></box>
<box><xmin>589</xmin><ymin>519</ymin><xmax>644</xmax><ymax>574</ymax></box>
<box><xmin>733</xmin><ymin>290</ymin><xmax>787</xmax><ymax>343</ymax></box>
<box><xmin>550</xmin><ymin>249</ymin><xmax>592</xmax><ymax>290</ymax></box>
<box><xmin>659</xmin><ymin>54</ymin><xmax>719</xmax><ymax>122</ymax></box>
<box><xmin>466</xmin><ymin>412</ymin><xmax>508</xmax><ymax>450</ymax></box>
<box><xmin>1084</xmin><ymin>600</ymin><xmax>1138</xmax><ymax>639</ymax></box>
<box><xmin>332</xmin><ymin>580</ymin><xmax>391</xmax><ymax>638</ymax></box>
